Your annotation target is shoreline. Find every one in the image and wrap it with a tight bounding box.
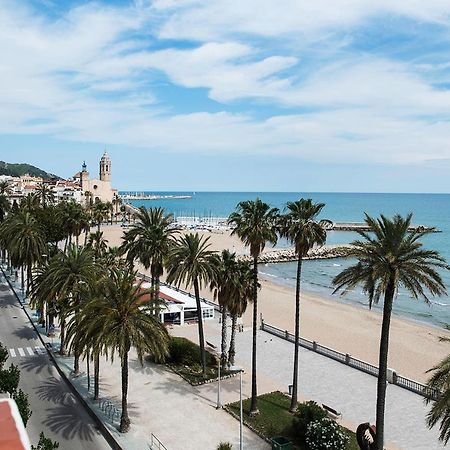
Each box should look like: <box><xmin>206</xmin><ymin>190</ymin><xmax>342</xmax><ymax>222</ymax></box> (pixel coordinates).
<box><xmin>101</xmin><ymin>224</ymin><xmax>450</xmax><ymax>383</ymax></box>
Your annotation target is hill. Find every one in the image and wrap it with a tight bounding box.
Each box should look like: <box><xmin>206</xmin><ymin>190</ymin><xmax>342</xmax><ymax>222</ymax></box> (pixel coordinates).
<box><xmin>0</xmin><ymin>161</ymin><xmax>61</xmax><ymax>180</ymax></box>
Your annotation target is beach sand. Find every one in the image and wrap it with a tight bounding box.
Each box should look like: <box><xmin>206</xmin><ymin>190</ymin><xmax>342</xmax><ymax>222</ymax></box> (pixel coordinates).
<box><xmin>102</xmin><ymin>224</ymin><xmax>450</xmax><ymax>383</ymax></box>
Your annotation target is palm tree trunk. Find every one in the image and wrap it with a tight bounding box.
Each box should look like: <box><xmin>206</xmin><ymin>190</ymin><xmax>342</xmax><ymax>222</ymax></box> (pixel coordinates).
<box><xmin>228</xmin><ymin>314</ymin><xmax>237</xmax><ymax>366</ymax></box>
<box><xmin>21</xmin><ymin>266</ymin><xmax>25</xmax><ymax>291</ymax></box>
<box><xmin>26</xmin><ymin>263</ymin><xmax>32</xmax><ymax>296</ymax></box>
<box><xmin>97</xmin><ymin>221</ymin><xmax>101</xmax><ymax>233</ymax></box>
<box><xmin>290</xmin><ymin>256</ymin><xmax>303</xmax><ymax>412</ymax></box>
<box><xmin>220</xmin><ymin>306</ymin><xmax>227</xmax><ymax>368</ymax></box>
<box><xmin>193</xmin><ymin>278</ymin><xmax>207</xmax><ymax>377</ymax></box>
<box><xmin>249</xmin><ymin>255</ymin><xmax>259</xmax><ymax>416</ymax></box>
<box><xmin>59</xmin><ymin>317</ymin><xmax>67</xmax><ymax>355</ymax></box>
<box><xmin>375</xmin><ymin>277</ymin><xmax>395</xmax><ymax>450</ymax></box>
<box><xmin>120</xmin><ymin>349</ymin><xmax>130</xmax><ymax>432</ymax></box>
<box><xmin>94</xmin><ymin>352</ymin><xmax>100</xmax><ymax>400</ymax></box>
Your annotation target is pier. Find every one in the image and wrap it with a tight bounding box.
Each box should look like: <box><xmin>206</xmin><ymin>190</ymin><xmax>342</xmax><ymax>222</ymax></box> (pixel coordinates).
<box><xmin>239</xmin><ymin>244</ymin><xmax>352</xmax><ymax>264</ymax></box>
<box><xmin>119</xmin><ymin>193</ymin><xmax>192</xmax><ymax>201</ymax></box>
<box><xmin>330</xmin><ymin>222</ymin><xmax>439</xmax><ymax>233</ymax></box>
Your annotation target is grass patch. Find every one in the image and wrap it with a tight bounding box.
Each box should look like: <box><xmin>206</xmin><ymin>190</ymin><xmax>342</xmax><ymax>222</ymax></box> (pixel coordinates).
<box><xmin>226</xmin><ymin>391</ymin><xmax>359</xmax><ymax>450</ymax></box>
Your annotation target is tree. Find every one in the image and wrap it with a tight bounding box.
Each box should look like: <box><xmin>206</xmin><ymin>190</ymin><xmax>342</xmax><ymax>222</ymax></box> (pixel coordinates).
<box><xmin>228</xmin><ymin>198</ymin><xmax>278</xmax><ymax>415</ymax></box>
<box><xmin>0</xmin><ymin>342</ymin><xmax>8</xmax><ymax>368</ymax></box>
<box><xmin>4</xmin><ymin>211</ymin><xmax>45</xmax><ymax>293</ymax></box>
<box><xmin>210</xmin><ymin>250</ymin><xmax>239</xmax><ymax>368</ymax></box>
<box><xmin>72</xmin><ymin>268</ymin><xmax>169</xmax><ymax>432</ymax></box>
<box><xmin>278</xmin><ymin>198</ymin><xmax>330</xmax><ymax>412</ymax></box>
<box><xmin>227</xmin><ymin>260</ymin><xmax>252</xmax><ymax>367</ymax></box>
<box><xmin>38</xmin><ymin>245</ymin><xmax>99</xmax><ymax>365</ymax></box>
<box><xmin>31</xmin><ymin>432</ymin><xmax>59</xmax><ymax>450</ymax></box>
<box><xmin>87</xmin><ymin>231</ymin><xmax>108</xmax><ymax>260</ymax></box>
<box><xmin>121</xmin><ymin>207</ymin><xmax>176</xmax><ymax>301</ymax></box>
<box><xmin>92</xmin><ymin>201</ymin><xmax>109</xmax><ymax>232</ymax></box>
<box><xmin>166</xmin><ymin>233</ymin><xmax>216</xmax><ymax>377</ymax></box>
<box><xmin>13</xmin><ymin>389</ymin><xmax>32</xmax><ymax>426</ymax></box>
<box><xmin>332</xmin><ymin>213</ymin><xmax>446</xmax><ymax>450</ymax></box>
<box><xmin>0</xmin><ymin>179</ymin><xmax>12</xmax><ymax>195</ymax></box>
<box><xmin>34</xmin><ymin>182</ymin><xmax>55</xmax><ymax>208</ymax></box>
<box><xmin>0</xmin><ymin>194</ymin><xmax>10</xmax><ymax>222</ymax></box>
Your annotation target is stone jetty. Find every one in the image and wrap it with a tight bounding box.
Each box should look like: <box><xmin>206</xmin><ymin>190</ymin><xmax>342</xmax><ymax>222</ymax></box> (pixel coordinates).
<box><xmin>330</xmin><ymin>222</ymin><xmax>439</xmax><ymax>232</ymax></box>
<box><xmin>239</xmin><ymin>244</ymin><xmax>352</xmax><ymax>264</ymax></box>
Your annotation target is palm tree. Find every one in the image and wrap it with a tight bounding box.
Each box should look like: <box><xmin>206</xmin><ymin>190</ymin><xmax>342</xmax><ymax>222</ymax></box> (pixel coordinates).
<box><xmin>72</xmin><ymin>268</ymin><xmax>169</xmax><ymax>432</ymax></box>
<box><xmin>0</xmin><ymin>194</ymin><xmax>10</xmax><ymax>222</ymax></box>
<box><xmin>426</xmin><ymin>352</ymin><xmax>450</xmax><ymax>444</ymax></box>
<box><xmin>332</xmin><ymin>213</ymin><xmax>446</xmax><ymax>450</ymax></box>
<box><xmin>34</xmin><ymin>182</ymin><xmax>55</xmax><ymax>208</ymax></box>
<box><xmin>166</xmin><ymin>233</ymin><xmax>216</xmax><ymax>377</ymax></box>
<box><xmin>210</xmin><ymin>250</ymin><xmax>239</xmax><ymax>368</ymax></box>
<box><xmin>0</xmin><ymin>179</ymin><xmax>12</xmax><ymax>195</ymax></box>
<box><xmin>121</xmin><ymin>207</ymin><xmax>176</xmax><ymax>301</ymax></box>
<box><xmin>227</xmin><ymin>260</ymin><xmax>252</xmax><ymax>367</ymax></box>
<box><xmin>92</xmin><ymin>202</ymin><xmax>109</xmax><ymax>232</ymax></box>
<box><xmin>5</xmin><ymin>211</ymin><xmax>45</xmax><ymax>293</ymax></box>
<box><xmin>87</xmin><ymin>231</ymin><xmax>108</xmax><ymax>260</ymax></box>
<box><xmin>228</xmin><ymin>198</ymin><xmax>279</xmax><ymax>415</ymax></box>
<box><xmin>278</xmin><ymin>198</ymin><xmax>331</xmax><ymax>412</ymax></box>
<box><xmin>42</xmin><ymin>245</ymin><xmax>99</xmax><ymax>368</ymax></box>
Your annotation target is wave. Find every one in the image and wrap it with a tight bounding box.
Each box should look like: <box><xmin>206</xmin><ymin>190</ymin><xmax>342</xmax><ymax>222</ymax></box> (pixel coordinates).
<box><xmin>430</xmin><ymin>300</ymin><xmax>450</xmax><ymax>307</ymax></box>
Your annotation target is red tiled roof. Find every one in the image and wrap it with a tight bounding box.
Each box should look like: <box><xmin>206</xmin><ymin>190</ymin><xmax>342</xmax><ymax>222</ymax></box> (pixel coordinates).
<box><xmin>0</xmin><ymin>400</ymin><xmax>29</xmax><ymax>450</ymax></box>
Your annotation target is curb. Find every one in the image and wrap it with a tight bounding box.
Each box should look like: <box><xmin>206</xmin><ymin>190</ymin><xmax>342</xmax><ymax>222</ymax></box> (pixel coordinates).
<box><xmin>1</xmin><ymin>267</ymin><xmax>124</xmax><ymax>450</ymax></box>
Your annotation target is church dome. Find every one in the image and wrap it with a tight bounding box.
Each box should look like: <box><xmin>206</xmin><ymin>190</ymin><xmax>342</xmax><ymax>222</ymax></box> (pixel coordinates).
<box><xmin>101</xmin><ymin>151</ymin><xmax>110</xmax><ymax>161</ymax></box>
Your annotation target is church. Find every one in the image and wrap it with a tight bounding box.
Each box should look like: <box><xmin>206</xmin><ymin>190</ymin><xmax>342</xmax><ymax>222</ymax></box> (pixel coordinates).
<box><xmin>73</xmin><ymin>152</ymin><xmax>118</xmax><ymax>203</ymax></box>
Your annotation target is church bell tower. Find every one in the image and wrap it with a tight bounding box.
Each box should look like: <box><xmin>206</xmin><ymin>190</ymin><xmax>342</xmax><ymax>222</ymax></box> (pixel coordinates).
<box><xmin>99</xmin><ymin>151</ymin><xmax>111</xmax><ymax>182</ymax></box>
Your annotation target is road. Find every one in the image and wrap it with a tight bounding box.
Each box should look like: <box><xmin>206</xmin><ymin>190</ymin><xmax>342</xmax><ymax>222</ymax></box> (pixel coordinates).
<box><xmin>0</xmin><ymin>277</ymin><xmax>111</xmax><ymax>450</ymax></box>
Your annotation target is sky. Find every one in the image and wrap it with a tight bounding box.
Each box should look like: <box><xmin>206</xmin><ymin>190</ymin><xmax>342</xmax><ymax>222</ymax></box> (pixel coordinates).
<box><xmin>1</xmin><ymin>0</ymin><xmax>450</xmax><ymax>192</ymax></box>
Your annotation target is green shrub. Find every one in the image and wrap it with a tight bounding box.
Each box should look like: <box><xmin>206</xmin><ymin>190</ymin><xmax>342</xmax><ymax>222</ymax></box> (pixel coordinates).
<box><xmin>217</xmin><ymin>443</ymin><xmax>232</xmax><ymax>450</ymax></box>
<box><xmin>0</xmin><ymin>342</ymin><xmax>8</xmax><ymax>369</ymax></box>
<box><xmin>31</xmin><ymin>432</ymin><xmax>60</xmax><ymax>450</ymax></box>
<box><xmin>13</xmin><ymin>389</ymin><xmax>32</xmax><ymax>426</ymax></box>
<box><xmin>305</xmin><ymin>417</ymin><xmax>349</xmax><ymax>450</ymax></box>
<box><xmin>0</xmin><ymin>364</ymin><xmax>20</xmax><ymax>395</ymax></box>
<box><xmin>292</xmin><ymin>401</ymin><xmax>327</xmax><ymax>443</ymax></box>
<box><xmin>167</xmin><ymin>337</ymin><xmax>216</xmax><ymax>367</ymax></box>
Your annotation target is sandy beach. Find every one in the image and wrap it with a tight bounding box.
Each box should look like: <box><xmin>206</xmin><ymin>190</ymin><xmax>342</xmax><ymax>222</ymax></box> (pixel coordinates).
<box><xmin>102</xmin><ymin>224</ymin><xmax>450</xmax><ymax>383</ymax></box>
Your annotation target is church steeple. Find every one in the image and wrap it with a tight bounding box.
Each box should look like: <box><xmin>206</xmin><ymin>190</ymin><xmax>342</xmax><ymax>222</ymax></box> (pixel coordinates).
<box><xmin>99</xmin><ymin>151</ymin><xmax>111</xmax><ymax>182</ymax></box>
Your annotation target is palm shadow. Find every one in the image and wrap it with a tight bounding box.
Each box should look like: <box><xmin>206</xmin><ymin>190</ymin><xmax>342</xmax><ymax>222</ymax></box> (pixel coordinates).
<box><xmin>35</xmin><ymin>377</ymin><xmax>72</xmax><ymax>404</ymax></box>
<box><xmin>42</xmin><ymin>397</ymin><xmax>97</xmax><ymax>442</ymax></box>
<box><xmin>19</xmin><ymin>355</ymin><xmax>49</xmax><ymax>375</ymax></box>
<box><xmin>12</xmin><ymin>326</ymin><xmax>39</xmax><ymax>340</ymax></box>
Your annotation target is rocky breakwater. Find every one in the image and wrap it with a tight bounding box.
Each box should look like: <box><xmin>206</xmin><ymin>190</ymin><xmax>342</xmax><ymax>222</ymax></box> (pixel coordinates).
<box><xmin>239</xmin><ymin>244</ymin><xmax>352</xmax><ymax>264</ymax></box>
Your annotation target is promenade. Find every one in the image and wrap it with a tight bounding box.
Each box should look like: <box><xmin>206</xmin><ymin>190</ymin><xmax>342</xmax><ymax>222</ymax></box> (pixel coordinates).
<box><xmin>174</xmin><ymin>321</ymin><xmax>446</xmax><ymax>450</ymax></box>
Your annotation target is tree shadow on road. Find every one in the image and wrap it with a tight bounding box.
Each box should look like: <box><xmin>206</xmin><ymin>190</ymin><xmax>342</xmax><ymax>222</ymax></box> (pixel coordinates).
<box><xmin>42</xmin><ymin>397</ymin><xmax>98</xmax><ymax>442</ymax></box>
<box><xmin>35</xmin><ymin>377</ymin><xmax>72</xmax><ymax>404</ymax></box>
<box><xmin>19</xmin><ymin>355</ymin><xmax>50</xmax><ymax>375</ymax></box>
<box><xmin>12</xmin><ymin>326</ymin><xmax>39</xmax><ymax>340</ymax></box>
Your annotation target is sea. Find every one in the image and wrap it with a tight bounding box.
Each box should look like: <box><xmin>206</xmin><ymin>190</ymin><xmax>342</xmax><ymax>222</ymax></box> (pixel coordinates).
<box><xmin>124</xmin><ymin>192</ymin><xmax>450</xmax><ymax>329</ymax></box>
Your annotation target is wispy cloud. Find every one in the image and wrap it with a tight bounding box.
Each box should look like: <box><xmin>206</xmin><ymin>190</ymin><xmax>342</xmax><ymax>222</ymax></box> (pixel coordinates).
<box><xmin>1</xmin><ymin>0</ymin><xmax>450</xmax><ymax>174</ymax></box>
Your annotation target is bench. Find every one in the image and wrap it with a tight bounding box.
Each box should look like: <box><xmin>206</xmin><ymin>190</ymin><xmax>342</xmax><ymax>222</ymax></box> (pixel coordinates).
<box><xmin>322</xmin><ymin>404</ymin><xmax>341</xmax><ymax>419</ymax></box>
<box><xmin>206</xmin><ymin>341</ymin><xmax>217</xmax><ymax>350</ymax></box>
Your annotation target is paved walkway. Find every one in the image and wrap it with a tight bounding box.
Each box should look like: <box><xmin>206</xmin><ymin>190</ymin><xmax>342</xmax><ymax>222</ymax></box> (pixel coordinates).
<box><xmin>2</xmin><ymin>268</ymin><xmax>268</xmax><ymax>450</ymax></box>
<box><xmin>175</xmin><ymin>320</ymin><xmax>446</xmax><ymax>450</ymax></box>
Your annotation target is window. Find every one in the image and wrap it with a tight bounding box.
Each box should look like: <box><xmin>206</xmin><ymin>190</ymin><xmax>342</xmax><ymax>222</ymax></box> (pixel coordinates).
<box><xmin>202</xmin><ymin>309</ymin><xmax>214</xmax><ymax>319</ymax></box>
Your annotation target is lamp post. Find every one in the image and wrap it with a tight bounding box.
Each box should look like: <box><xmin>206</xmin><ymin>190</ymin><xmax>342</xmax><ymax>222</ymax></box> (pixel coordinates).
<box><xmin>230</xmin><ymin>366</ymin><xmax>244</xmax><ymax>450</ymax></box>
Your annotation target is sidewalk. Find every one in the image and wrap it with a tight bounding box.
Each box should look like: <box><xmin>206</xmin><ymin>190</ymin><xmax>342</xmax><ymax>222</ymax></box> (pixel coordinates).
<box><xmin>174</xmin><ymin>320</ymin><xmax>446</xmax><ymax>450</ymax></box>
<box><xmin>2</xmin><ymin>267</ymin><xmax>269</xmax><ymax>450</ymax></box>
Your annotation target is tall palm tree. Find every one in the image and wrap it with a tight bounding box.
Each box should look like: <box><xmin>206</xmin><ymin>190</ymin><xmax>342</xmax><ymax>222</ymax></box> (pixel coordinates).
<box><xmin>166</xmin><ymin>233</ymin><xmax>216</xmax><ymax>377</ymax></box>
<box><xmin>228</xmin><ymin>198</ymin><xmax>279</xmax><ymax>415</ymax></box>
<box><xmin>87</xmin><ymin>231</ymin><xmax>108</xmax><ymax>260</ymax></box>
<box><xmin>42</xmin><ymin>245</ymin><xmax>99</xmax><ymax>368</ymax></box>
<box><xmin>0</xmin><ymin>179</ymin><xmax>12</xmax><ymax>195</ymax></box>
<box><xmin>210</xmin><ymin>250</ymin><xmax>239</xmax><ymax>368</ymax></box>
<box><xmin>92</xmin><ymin>202</ymin><xmax>109</xmax><ymax>232</ymax></box>
<box><xmin>227</xmin><ymin>260</ymin><xmax>252</xmax><ymax>367</ymax></box>
<box><xmin>0</xmin><ymin>194</ymin><xmax>10</xmax><ymax>222</ymax></box>
<box><xmin>332</xmin><ymin>213</ymin><xmax>446</xmax><ymax>450</ymax></box>
<box><xmin>6</xmin><ymin>211</ymin><xmax>45</xmax><ymax>293</ymax></box>
<box><xmin>34</xmin><ymin>182</ymin><xmax>55</xmax><ymax>208</ymax></box>
<box><xmin>278</xmin><ymin>198</ymin><xmax>331</xmax><ymax>412</ymax></box>
<box><xmin>121</xmin><ymin>207</ymin><xmax>176</xmax><ymax>301</ymax></box>
<box><xmin>72</xmin><ymin>268</ymin><xmax>169</xmax><ymax>432</ymax></box>
<box><xmin>425</xmin><ymin>351</ymin><xmax>450</xmax><ymax>444</ymax></box>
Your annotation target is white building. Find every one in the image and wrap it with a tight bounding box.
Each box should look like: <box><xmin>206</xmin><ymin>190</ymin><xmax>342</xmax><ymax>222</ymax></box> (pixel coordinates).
<box><xmin>140</xmin><ymin>283</ymin><xmax>216</xmax><ymax>325</ymax></box>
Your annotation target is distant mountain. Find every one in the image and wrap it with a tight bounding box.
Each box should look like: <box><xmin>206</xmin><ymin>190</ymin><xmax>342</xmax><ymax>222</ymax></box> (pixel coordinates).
<box><xmin>0</xmin><ymin>161</ymin><xmax>61</xmax><ymax>180</ymax></box>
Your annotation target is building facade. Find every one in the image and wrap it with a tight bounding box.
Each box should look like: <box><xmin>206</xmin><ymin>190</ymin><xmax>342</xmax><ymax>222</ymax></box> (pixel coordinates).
<box><xmin>74</xmin><ymin>152</ymin><xmax>118</xmax><ymax>203</ymax></box>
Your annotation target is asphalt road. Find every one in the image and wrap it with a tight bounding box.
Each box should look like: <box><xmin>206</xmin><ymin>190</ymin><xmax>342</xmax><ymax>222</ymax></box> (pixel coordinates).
<box><xmin>0</xmin><ymin>277</ymin><xmax>111</xmax><ymax>450</ymax></box>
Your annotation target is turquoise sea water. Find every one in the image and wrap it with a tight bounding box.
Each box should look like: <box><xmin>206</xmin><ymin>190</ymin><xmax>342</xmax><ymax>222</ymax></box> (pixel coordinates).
<box><xmin>125</xmin><ymin>192</ymin><xmax>450</xmax><ymax>328</ymax></box>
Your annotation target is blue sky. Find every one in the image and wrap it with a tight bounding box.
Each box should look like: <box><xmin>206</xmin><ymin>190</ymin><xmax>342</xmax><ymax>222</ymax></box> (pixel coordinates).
<box><xmin>1</xmin><ymin>0</ymin><xmax>450</xmax><ymax>192</ymax></box>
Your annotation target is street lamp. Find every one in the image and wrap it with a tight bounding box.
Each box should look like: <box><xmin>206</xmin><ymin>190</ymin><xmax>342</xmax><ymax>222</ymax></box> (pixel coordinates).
<box><xmin>229</xmin><ymin>366</ymin><xmax>244</xmax><ymax>450</ymax></box>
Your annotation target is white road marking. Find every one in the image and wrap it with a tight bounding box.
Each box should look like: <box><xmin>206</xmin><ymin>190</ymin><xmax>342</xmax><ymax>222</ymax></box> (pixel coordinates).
<box><xmin>9</xmin><ymin>348</ymin><xmax>16</xmax><ymax>357</ymax></box>
<box><xmin>26</xmin><ymin>347</ymin><xmax>34</xmax><ymax>356</ymax></box>
<box><xmin>17</xmin><ymin>347</ymin><xmax>25</xmax><ymax>357</ymax></box>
